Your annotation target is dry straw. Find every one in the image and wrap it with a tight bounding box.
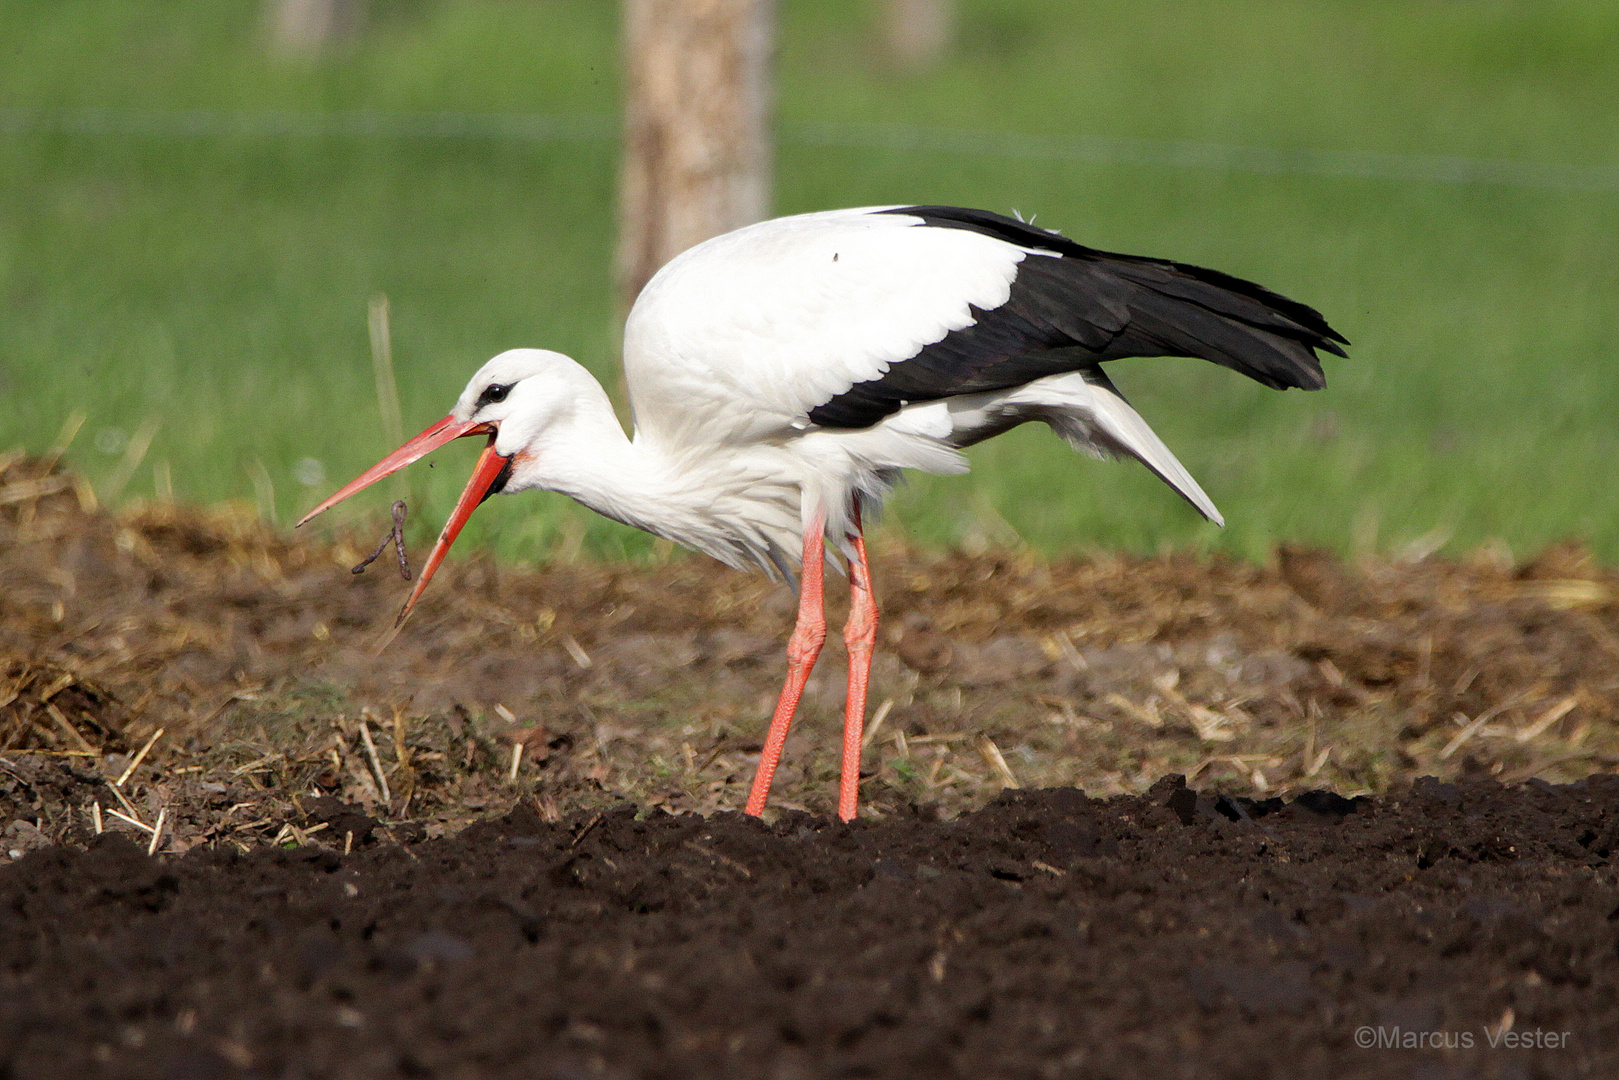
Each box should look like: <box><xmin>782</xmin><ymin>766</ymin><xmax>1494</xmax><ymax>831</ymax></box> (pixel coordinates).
<box><xmin>358</xmin><ymin>718</ymin><xmax>392</xmax><ymax>805</ymax></box>
<box><xmin>369</xmin><ymin>294</ymin><xmax>404</xmax><ymax>447</ymax></box>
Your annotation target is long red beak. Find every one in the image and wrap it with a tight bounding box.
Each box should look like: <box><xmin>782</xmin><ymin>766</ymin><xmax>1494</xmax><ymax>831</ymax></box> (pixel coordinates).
<box><xmin>296</xmin><ymin>414</ymin><xmax>512</xmax><ymax>626</ymax></box>
<box><xmin>296</xmin><ymin>415</ymin><xmax>489</xmax><ymax>527</ymax></box>
<box><xmin>395</xmin><ymin>436</ymin><xmax>510</xmax><ymax>625</ymax></box>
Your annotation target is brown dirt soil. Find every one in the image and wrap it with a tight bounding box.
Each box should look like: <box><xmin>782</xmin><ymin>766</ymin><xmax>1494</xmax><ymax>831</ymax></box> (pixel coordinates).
<box><xmin>3</xmin><ymin>453</ymin><xmax>1619</xmax><ymax>1077</ymax></box>
<box><xmin>5</xmin><ymin>780</ymin><xmax>1619</xmax><ymax>1079</ymax></box>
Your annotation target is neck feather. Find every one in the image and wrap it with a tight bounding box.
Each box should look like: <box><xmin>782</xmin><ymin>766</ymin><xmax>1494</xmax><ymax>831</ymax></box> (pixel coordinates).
<box><xmin>509</xmin><ymin>378</ymin><xmax>801</xmax><ymax>572</ymax></box>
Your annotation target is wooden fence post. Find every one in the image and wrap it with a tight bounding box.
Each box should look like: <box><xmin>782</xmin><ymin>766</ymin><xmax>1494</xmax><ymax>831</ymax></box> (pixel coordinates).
<box><xmin>616</xmin><ymin>0</ymin><xmax>776</xmax><ymax>311</ymax></box>
<box><xmin>883</xmin><ymin>0</ymin><xmax>954</xmax><ymax>69</ymax></box>
<box><xmin>266</xmin><ymin>0</ymin><xmax>363</xmax><ymax>57</ymax></box>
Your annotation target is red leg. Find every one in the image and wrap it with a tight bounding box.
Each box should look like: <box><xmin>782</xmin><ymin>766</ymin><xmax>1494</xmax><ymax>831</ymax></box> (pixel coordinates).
<box><xmin>838</xmin><ymin>509</ymin><xmax>878</xmax><ymax>822</ymax></box>
<box><xmin>744</xmin><ymin>513</ymin><xmax>827</xmax><ymax>817</ymax></box>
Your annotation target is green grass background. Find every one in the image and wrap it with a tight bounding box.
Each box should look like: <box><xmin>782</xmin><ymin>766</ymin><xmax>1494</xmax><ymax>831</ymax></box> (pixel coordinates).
<box><xmin>1</xmin><ymin>0</ymin><xmax>1615</xmax><ymax>564</ymax></box>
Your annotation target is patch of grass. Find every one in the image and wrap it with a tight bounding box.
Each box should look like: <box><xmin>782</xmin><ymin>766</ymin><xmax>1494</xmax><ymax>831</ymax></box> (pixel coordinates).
<box><xmin>1</xmin><ymin>1</ymin><xmax>1615</xmax><ymax>562</ymax></box>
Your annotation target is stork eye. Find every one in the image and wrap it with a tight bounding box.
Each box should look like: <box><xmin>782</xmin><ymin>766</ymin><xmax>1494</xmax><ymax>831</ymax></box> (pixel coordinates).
<box><xmin>477</xmin><ymin>382</ymin><xmax>512</xmax><ymax>408</ymax></box>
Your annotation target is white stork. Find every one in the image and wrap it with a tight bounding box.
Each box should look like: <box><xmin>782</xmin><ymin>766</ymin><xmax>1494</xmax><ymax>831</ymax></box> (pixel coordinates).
<box><xmin>299</xmin><ymin>205</ymin><xmax>1347</xmax><ymax>821</ymax></box>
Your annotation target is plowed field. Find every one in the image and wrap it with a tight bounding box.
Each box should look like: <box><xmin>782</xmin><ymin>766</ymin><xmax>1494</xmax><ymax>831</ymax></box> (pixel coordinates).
<box><xmin>3</xmin><ymin>454</ymin><xmax>1618</xmax><ymax>1078</ymax></box>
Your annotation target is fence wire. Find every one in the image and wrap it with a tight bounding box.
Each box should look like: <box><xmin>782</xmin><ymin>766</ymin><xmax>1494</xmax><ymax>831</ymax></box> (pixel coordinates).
<box><xmin>2</xmin><ymin>108</ymin><xmax>1616</xmax><ymax>193</ymax></box>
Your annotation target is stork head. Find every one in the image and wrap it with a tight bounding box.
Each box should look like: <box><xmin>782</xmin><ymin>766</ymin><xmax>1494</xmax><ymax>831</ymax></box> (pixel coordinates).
<box><xmin>297</xmin><ymin>348</ymin><xmax>576</xmax><ymax>625</ymax></box>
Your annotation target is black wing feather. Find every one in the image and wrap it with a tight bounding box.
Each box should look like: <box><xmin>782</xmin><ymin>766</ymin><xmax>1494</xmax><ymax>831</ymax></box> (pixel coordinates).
<box><xmin>805</xmin><ymin>205</ymin><xmax>1349</xmax><ymax>430</ymax></box>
